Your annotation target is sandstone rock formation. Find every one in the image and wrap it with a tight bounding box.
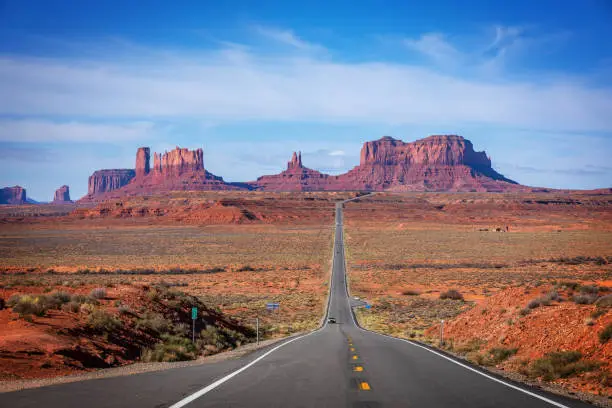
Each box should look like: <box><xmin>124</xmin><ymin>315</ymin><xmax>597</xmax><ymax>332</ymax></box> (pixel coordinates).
<box><xmin>53</xmin><ymin>185</ymin><xmax>72</xmax><ymax>203</ymax></box>
<box><xmin>252</xmin><ymin>135</ymin><xmax>521</xmax><ymax>192</ymax></box>
<box><xmin>0</xmin><ymin>186</ymin><xmax>27</xmax><ymax>204</ymax></box>
<box><xmin>336</xmin><ymin>135</ymin><xmax>519</xmax><ymax>192</ymax></box>
<box><xmin>135</xmin><ymin>147</ymin><xmax>150</xmax><ymax>178</ymax></box>
<box><xmin>83</xmin><ymin>146</ymin><xmax>243</xmax><ymax>200</ymax></box>
<box><xmin>87</xmin><ymin>169</ymin><xmax>135</xmax><ymax>196</ymax></box>
<box><xmin>152</xmin><ymin>147</ymin><xmax>204</xmax><ymax>176</ymax></box>
<box><xmin>253</xmin><ymin>151</ymin><xmax>334</xmax><ymax>191</ymax></box>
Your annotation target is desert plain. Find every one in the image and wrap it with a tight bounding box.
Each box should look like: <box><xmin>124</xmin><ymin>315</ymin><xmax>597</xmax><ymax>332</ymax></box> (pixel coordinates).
<box><xmin>0</xmin><ymin>190</ymin><xmax>610</xmax><ymax>403</ymax></box>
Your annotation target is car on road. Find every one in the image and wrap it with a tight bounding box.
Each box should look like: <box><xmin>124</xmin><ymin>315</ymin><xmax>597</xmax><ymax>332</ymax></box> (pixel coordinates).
<box><xmin>327</xmin><ymin>317</ymin><xmax>336</xmax><ymax>324</ymax></box>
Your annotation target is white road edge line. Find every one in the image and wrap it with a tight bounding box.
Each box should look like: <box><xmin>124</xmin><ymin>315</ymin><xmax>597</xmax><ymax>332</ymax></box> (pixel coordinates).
<box><xmin>338</xmin><ymin>198</ymin><xmax>571</xmax><ymax>408</ymax></box>
<box><xmin>168</xmin><ymin>331</ymin><xmax>319</xmax><ymax>408</ymax></box>
<box><xmin>167</xmin><ymin>203</ymin><xmax>346</xmax><ymax>408</ymax></box>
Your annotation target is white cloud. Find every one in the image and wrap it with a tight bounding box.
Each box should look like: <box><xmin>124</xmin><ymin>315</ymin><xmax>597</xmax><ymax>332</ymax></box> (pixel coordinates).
<box><xmin>254</xmin><ymin>26</ymin><xmax>325</xmax><ymax>52</ymax></box>
<box><xmin>0</xmin><ymin>37</ymin><xmax>611</xmax><ymax>133</ymax></box>
<box><xmin>0</xmin><ymin>119</ymin><xmax>155</xmax><ymax>142</ymax></box>
<box><xmin>404</xmin><ymin>33</ymin><xmax>464</xmax><ymax>64</ymax></box>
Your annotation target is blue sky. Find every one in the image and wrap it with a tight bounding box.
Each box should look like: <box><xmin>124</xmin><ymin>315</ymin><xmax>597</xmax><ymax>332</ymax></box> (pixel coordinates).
<box><xmin>1</xmin><ymin>0</ymin><xmax>611</xmax><ymax>200</ymax></box>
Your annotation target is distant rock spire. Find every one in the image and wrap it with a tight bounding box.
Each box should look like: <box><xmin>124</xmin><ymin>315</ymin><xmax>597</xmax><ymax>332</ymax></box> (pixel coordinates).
<box><xmin>287</xmin><ymin>151</ymin><xmax>303</xmax><ymax>170</ymax></box>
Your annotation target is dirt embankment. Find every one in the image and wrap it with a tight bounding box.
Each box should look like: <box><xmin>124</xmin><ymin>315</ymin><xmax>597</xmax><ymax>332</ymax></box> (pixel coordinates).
<box><xmin>0</xmin><ymin>283</ymin><xmax>253</xmax><ymax>381</ymax></box>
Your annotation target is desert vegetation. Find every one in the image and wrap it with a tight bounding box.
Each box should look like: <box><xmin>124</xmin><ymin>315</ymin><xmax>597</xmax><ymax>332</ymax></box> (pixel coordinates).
<box><xmin>345</xmin><ymin>192</ymin><xmax>612</xmax><ymax>399</ymax></box>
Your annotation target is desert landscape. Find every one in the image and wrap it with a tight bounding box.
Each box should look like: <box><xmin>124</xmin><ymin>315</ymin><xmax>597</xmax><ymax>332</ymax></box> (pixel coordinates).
<box><xmin>1</xmin><ymin>135</ymin><xmax>610</xmax><ymax>405</ymax></box>
<box><xmin>344</xmin><ymin>192</ymin><xmax>612</xmax><ymax>401</ymax></box>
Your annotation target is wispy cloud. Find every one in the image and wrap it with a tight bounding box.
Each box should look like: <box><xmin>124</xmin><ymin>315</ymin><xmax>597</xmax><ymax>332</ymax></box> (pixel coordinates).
<box><xmin>0</xmin><ymin>120</ymin><xmax>155</xmax><ymax>142</ymax></box>
<box><xmin>404</xmin><ymin>33</ymin><xmax>463</xmax><ymax>65</ymax></box>
<box><xmin>0</xmin><ymin>46</ymin><xmax>610</xmax><ymax>132</ymax></box>
<box><xmin>254</xmin><ymin>26</ymin><xmax>325</xmax><ymax>52</ymax></box>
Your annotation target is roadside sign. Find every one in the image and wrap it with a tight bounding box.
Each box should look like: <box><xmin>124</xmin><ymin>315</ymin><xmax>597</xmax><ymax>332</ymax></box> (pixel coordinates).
<box><xmin>192</xmin><ymin>307</ymin><xmax>198</xmax><ymax>319</ymax></box>
<box><xmin>266</xmin><ymin>302</ymin><xmax>280</xmax><ymax>311</ymax></box>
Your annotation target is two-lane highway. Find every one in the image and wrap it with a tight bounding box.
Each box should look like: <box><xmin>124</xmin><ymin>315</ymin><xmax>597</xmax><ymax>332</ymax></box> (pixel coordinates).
<box><xmin>0</xmin><ymin>200</ymin><xmax>594</xmax><ymax>407</ymax></box>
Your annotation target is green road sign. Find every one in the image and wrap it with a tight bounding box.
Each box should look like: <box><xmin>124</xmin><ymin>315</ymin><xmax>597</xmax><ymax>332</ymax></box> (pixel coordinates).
<box><xmin>192</xmin><ymin>307</ymin><xmax>197</xmax><ymax>320</ymax></box>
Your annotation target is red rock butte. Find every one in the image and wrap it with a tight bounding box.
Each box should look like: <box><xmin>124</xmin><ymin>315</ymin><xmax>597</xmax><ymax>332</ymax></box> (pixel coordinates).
<box><xmin>0</xmin><ymin>185</ymin><xmax>27</xmax><ymax>204</ymax></box>
<box><xmin>81</xmin><ymin>135</ymin><xmax>525</xmax><ymax>200</ymax></box>
<box><xmin>53</xmin><ymin>185</ymin><xmax>72</xmax><ymax>203</ymax></box>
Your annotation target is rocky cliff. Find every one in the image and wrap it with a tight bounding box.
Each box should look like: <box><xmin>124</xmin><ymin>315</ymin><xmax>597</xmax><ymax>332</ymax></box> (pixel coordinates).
<box><xmin>252</xmin><ymin>151</ymin><xmax>335</xmax><ymax>191</ymax></box>
<box><xmin>0</xmin><ymin>186</ymin><xmax>27</xmax><ymax>204</ymax></box>
<box><xmin>87</xmin><ymin>169</ymin><xmax>136</xmax><ymax>196</ymax></box>
<box><xmin>253</xmin><ymin>135</ymin><xmax>520</xmax><ymax>192</ymax></box>
<box><xmin>53</xmin><ymin>185</ymin><xmax>72</xmax><ymax>203</ymax></box>
<box><xmin>335</xmin><ymin>135</ymin><xmax>519</xmax><ymax>192</ymax></box>
<box><xmin>152</xmin><ymin>147</ymin><xmax>204</xmax><ymax>176</ymax></box>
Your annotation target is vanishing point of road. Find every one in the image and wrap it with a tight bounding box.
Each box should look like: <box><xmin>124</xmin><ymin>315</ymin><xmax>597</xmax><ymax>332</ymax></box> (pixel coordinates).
<box><xmin>0</xmin><ymin>199</ymin><xmax>594</xmax><ymax>408</ymax></box>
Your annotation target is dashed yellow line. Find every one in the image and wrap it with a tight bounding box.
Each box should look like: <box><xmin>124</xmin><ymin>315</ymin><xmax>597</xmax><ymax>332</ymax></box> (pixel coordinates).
<box><xmin>359</xmin><ymin>381</ymin><xmax>371</xmax><ymax>391</ymax></box>
<box><xmin>350</xmin><ymin>347</ymin><xmax>355</xmax><ymax>352</ymax></box>
<box><xmin>353</xmin><ymin>365</ymin><xmax>364</xmax><ymax>372</ymax></box>
<box><xmin>352</xmin><ymin>355</ymin><xmax>358</xmax><ymax>360</ymax></box>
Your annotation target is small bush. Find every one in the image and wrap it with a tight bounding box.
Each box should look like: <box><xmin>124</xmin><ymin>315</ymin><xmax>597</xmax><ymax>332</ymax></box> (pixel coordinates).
<box><xmin>0</xmin><ymin>297</ymin><xmax>4</xmax><ymax>310</ymax></box>
<box><xmin>141</xmin><ymin>334</ymin><xmax>197</xmax><ymax>362</ymax></box>
<box><xmin>61</xmin><ymin>301</ymin><xmax>81</xmax><ymax>313</ymax></box>
<box><xmin>402</xmin><ymin>289</ymin><xmax>421</xmax><ymax>296</ymax></box>
<box><xmin>594</xmin><ymin>294</ymin><xmax>612</xmax><ymax>308</ymax></box>
<box><xmin>89</xmin><ymin>288</ymin><xmax>107</xmax><ymax>300</ymax></box>
<box><xmin>118</xmin><ymin>304</ymin><xmax>132</xmax><ymax>315</ymax></box>
<box><xmin>51</xmin><ymin>291</ymin><xmax>71</xmax><ymax>304</ymax></box>
<box><xmin>599</xmin><ymin>324</ymin><xmax>612</xmax><ymax>344</ymax></box>
<box><xmin>87</xmin><ymin>309</ymin><xmax>122</xmax><ymax>333</ymax></box>
<box><xmin>572</xmin><ymin>294</ymin><xmax>597</xmax><ymax>305</ymax></box>
<box><xmin>9</xmin><ymin>294</ymin><xmax>55</xmax><ymax>317</ymax></box>
<box><xmin>557</xmin><ymin>281</ymin><xmax>580</xmax><ymax>290</ymax></box>
<box><xmin>136</xmin><ymin>312</ymin><xmax>172</xmax><ymax>334</ymax></box>
<box><xmin>439</xmin><ymin>289</ymin><xmax>463</xmax><ymax>301</ymax></box>
<box><xmin>519</xmin><ymin>308</ymin><xmax>531</xmax><ymax>317</ymax></box>
<box><xmin>529</xmin><ymin>351</ymin><xmax>599</xmax><ymax>381</ymax></box>
<box><xmin>488</xmin><ymin>347</ymin><xmax>518</xmax><ymax>364</ymax></box>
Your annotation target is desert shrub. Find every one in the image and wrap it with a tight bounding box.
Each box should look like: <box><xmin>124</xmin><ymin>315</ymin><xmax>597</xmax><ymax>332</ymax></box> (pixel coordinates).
<box><xmin>118</xmin><ymin>304</ymin><xmax>132</xmax><ymax>315</ymax></box>
<box><xmin>579</xmin><ymin>284</ymin><xmax>599</xmax><ymax>294</ymax></box>
<box><xmin>488</xmin><ymin>347</ymin><xmax>518</xmax><ymax>364</ymax></box>
<box><xmin>80</xmin><ymin>303</ymin><xmax>96</xmax><ymax>314</ymax></box>
<box><xmin>51</xmin><ymin>291</ymin><xmax>71</xmax><ymax>304</ymax></box>
<box><xmin>529</xmin><ymin>351</ymin><xmax>599</xmax><ymax>381</ymax></box>
<box><xmin>136</xmin><ymin>312</ymin><xmax>172</xmax><ymax>334</ymax></box>
<box><xmin>89</xmin><ymin>288</ymin><xmax>107</xmax><ymax>300</ymax></box>
<box><xmin>402</xmin><ymin>289</ymin><xmax>421</xmax><ymax>296</ymax></box>
<box><xmin>594</xmin><ymin>294</ymin><xmax>612</xmax><ymax>308</ymax></box>
<box><xmin>557</xmin><ymin>281</ymin><xmax>580</xmax><ymax>290</ymax></box>
<box><xmin>455</xmin><ymin>338</ymin><xmax>486</xmax><ymax>354</ymax></box>
<box><xmin>8</xmin><ymin>294</ymin><xmax>56</xmax><ymax>317</ymax></box>
<box><xmin>519</xmin><ymin>308</ymin><xmax>531</xmax><ymax>316</ymax></box>
<box><xmin>141</xmin><ymin>334</ymin><xmax>197</xmax><ymax>362</ymax></box>
<box><xmin>0</xmin><ymin>297</ymin><xmax>4</xmax><ymax>310</ymax></box>
<box><xmin>61</xmin><ymin>301</ymin><xmax>81</xmax><ymax>313</ymax></box>
<box><xmin>527</xmin><ymin>291</ymin><xmax>560</xmax><ymax>310</ymax></box>
<box><xmin>572</xmin><ymin>294</ymin><xmax>597</xmax><ymax>305</ymax></box>
<box><xmin>237</xmin><ymin>265</ymin><xmax>256</xmax><ymax>272</ymax></box>
<box><xmin>87</xmin><ymin>309</ymin><xmax>122</xmax><ymax>332</ymax></box>
<box><xmin>198</xmin><ymin>325</ymin><xmax>248</xmax><ymax>350</ymax></box>
<box><xmin>599</xmin><ymin>324</ymin><xmax>612</xmax><ymax>344</ymax></box>
<box><xmin>71</xmin><ymin>294</ymin><xmax>95</xmax><ymax>305</ymax></box>
<box><xmin>439</xmin><ymin>289</ymin><xmax>463</xmax><ymax>301</ymax></box>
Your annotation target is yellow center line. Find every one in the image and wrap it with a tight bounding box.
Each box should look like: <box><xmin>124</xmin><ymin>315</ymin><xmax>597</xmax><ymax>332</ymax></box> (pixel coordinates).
<box><xmin>353</xmin><ymin>366</ymin><xmax>363</xmax><ymax>372</ymax></box>
<box><xmin>352</xmin><ymin>355</ymin><xmax>358</xmax><ymax>360</ymax></box>
<box><xmin>359</xmin><ymin>382</ymin><xmax>371</xmax><ymax>391</ymax></box>
<box><xmin>350</xmin><ymin>347</ymin><xmax>355</xmax><ymax>352</ymax></box>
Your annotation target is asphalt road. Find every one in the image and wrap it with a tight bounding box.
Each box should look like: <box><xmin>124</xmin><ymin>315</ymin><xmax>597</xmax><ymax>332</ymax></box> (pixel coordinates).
<box><xmin>0</xmin><ymin>200</ymin><xmax>595</xmax><ymax>408</ymax></box>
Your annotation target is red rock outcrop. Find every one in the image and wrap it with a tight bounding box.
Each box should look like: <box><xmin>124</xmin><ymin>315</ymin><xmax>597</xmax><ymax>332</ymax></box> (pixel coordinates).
<box><xmin>152</xmin><ymin>147</ymin><xmax>204</xmax><ymax>177</ymax></box>
<box><xmin>0</xmin><ymin>186</ymin><xmax>27</xmax><ymax>204</ymax></box>
<box><xmin>337</xmin><ymin>135</ymin><xmax>519</xmax><ymax>192</ymax></box>
<box><xmin>135</xmin><ymin>147</ymin><xmax>150</xmax><ymax>178</ymax></box>
<box><xmin>53</xmin><ymin>185</ymin><xmax>71</xmax><ymax>203</ymax></box>
<box><xmin>87</xmin><ymin>169</ymin><xmax>135</xmax><ymax>196</ymax></box>
<box><xmin>252</xmin><ymin>135</ymin><xmax>522</xmax><ymax>192</ymax></box>
<box><xmin>252</xmin><ymin>151</ymin><xmax>334</xmax><ymax>191</ymax></box>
